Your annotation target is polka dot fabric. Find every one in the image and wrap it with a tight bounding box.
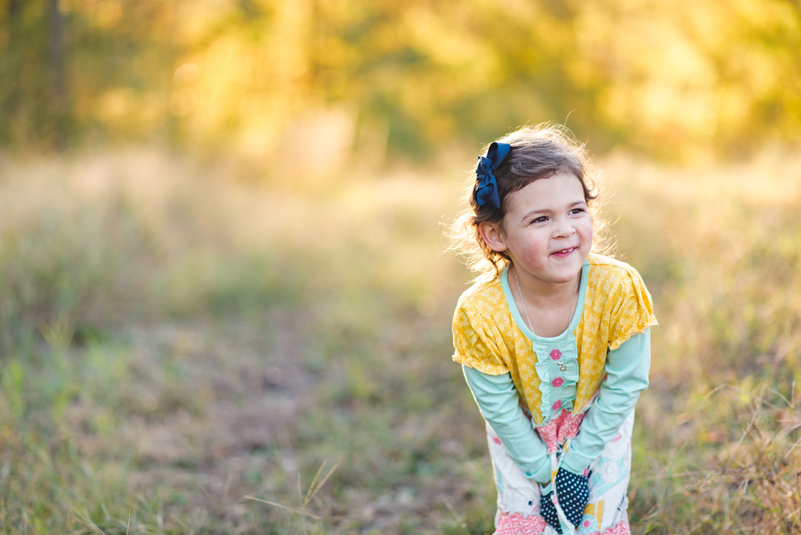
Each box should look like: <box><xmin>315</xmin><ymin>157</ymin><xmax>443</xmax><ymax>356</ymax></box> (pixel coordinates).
<box><xmin>538</xmin><ymin>468</ymin><xmax>590</xmax><ymax>533</ymax></box>
<box><xmin>556</xmin><ymin>468</ymin><xmax>590</xmax><ymax>527</ymax></box>
<box><xmin>539</xmin><ymin>490</ymin><xmax>562</xmax><ymax>534</ymax></box>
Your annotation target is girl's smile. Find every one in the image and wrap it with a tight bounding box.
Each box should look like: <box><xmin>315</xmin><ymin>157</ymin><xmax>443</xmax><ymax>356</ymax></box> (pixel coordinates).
<box><xmin>552</xmin><ymin>247</ymin><xmax>577</xmax><ymax>258</ymax></box>
<box><xmin>479</xmin><ymin>171</ymin><xmax>593</xmax><ymax>296</ymax></box>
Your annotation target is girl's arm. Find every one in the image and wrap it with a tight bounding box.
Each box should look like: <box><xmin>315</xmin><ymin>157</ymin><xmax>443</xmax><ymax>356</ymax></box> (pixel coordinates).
<box><xmin>462</xmin><ymin>365</ymin><xmax>552</xmax><ymax>484</ymax></box>
<box><xmin>561</xmin><ymin>329</ymin><xmax>651</xmax><ymax>474</ymax></box>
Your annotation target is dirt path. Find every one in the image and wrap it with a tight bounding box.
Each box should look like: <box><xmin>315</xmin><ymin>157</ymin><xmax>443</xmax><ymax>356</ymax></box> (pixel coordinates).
<box><xmin>105</xmin><ymin>311</ymin><xmax>327</xmax><ymax>531</ymax></box>
<box><xmin>73</xmin><ymin>304</ymin><xmax>492</xmax><ymax>535</ymax></box>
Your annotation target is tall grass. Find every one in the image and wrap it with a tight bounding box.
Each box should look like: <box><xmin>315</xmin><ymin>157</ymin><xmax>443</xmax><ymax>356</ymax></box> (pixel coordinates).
<box><xmin>602</xmin><ymin>152</ymin><xmax>801</xmax><ymax>533</ymax></box>
<box><xmin>0</xmin><ymin>147</ymin><xmax>799</xmax><ymax>533</ymax></box>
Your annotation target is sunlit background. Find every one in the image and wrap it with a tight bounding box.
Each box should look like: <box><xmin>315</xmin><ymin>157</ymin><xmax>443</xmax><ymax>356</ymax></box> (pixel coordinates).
<box><xmin>1</xmin><ymin>1</ymin><xmax>800</xmax><ymax>534</ymax></box>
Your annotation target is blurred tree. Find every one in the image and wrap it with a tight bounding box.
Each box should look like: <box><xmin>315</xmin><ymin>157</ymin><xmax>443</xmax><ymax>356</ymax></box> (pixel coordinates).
<box><xmin>47</xmin><ymin>0</ymin><xmax>68</xmax><ymax>148</ymax></box>
<box><xmin>0</xmin><ymin>0</ymin><xmax>798</xmax><ymax>160</ymax></box>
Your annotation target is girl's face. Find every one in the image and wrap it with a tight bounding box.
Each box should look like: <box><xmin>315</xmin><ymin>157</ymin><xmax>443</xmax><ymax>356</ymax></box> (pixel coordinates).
<box><xmin>481</xmin><ymin>171</ymin><xmax>593</xmax><ymax>292</ymax></box>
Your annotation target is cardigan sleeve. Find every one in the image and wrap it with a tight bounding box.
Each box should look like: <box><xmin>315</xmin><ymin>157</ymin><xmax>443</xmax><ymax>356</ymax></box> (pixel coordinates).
<box><xmin>462</xmin><ymin>365</ymin><xmax>552</xmax><ymax>484</ymax></box>
<box><xmin>561</xmin><ymin>330</ymin><xmax>651</xmax><ymax>474</ymax></box>
<box><xmin>453</xmin><ymin>302</ymin><xmax>512</xmax><ymax>375</ymax></box>
<box><xmin>606</xmin><ymin>266</ymin><xmax>657</xmax><ymax>351</ymax></box>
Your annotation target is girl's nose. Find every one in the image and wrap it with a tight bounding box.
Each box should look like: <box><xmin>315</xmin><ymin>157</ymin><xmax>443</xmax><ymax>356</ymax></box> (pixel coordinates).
<box><xmin>553</xmin><ymin>219</ymin><xmax>576</xmax><ymax>238</ymax></box>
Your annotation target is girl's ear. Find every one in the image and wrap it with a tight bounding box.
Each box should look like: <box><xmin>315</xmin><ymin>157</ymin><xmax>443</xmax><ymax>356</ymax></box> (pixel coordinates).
<box><xmin>478</xmin><ymin>222</ymin><xmax>508</xmax><ymax>252</ymax></box>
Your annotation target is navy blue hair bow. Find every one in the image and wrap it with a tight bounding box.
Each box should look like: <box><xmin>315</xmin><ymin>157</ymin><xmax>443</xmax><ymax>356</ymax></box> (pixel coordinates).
<box><xmin>473</xmin><ymin>142</ymin><xmax>511</xmax><ymax>210</ymax></box>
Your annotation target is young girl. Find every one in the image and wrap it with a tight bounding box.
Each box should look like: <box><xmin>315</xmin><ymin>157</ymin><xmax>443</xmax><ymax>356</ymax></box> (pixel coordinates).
<box><xmin>451</xmin><ymin>125</ymin><xmax>656</xmax><ymax>535</ymax></box>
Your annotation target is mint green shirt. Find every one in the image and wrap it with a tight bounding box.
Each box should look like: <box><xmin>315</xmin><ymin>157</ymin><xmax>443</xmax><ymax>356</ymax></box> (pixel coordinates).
<box><xmin>463</xmin><ymin>329</ymin><xmax>650</xmax><ymax>483</ymax></box>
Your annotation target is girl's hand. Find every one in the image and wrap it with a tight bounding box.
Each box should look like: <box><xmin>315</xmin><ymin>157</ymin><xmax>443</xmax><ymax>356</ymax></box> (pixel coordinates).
<box><xmin>554</xmin><ymin>467</ymin><xmax>590</xmax><ymax>527</ymax></box>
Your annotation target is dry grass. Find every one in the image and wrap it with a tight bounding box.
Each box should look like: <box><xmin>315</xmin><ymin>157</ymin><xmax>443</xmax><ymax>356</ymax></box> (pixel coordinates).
<box><xmin>0</xmin><ymin>146</ymin><xmax>799</xmax><ymax>533</ymax></box>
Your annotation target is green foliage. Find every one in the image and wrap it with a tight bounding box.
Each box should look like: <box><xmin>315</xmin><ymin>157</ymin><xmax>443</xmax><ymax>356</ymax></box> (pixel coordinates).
<box><xmin>1</xmin><ymin>0</ymin><xmax>800</xmax><ymax>159</ymax></box>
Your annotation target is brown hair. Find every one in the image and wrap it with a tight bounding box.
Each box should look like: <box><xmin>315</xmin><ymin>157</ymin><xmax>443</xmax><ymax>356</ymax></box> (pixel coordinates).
<box><xmin>449</xmin><ymin>123</ymin><xmax>608</xmax><ymax>280</ymax></box>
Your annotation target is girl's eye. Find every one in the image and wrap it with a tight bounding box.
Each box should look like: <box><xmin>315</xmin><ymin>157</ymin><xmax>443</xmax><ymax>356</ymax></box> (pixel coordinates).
<box><xmin>530</xmin><ymin>216</ymin><xmax>548</xmax><ymax>224</ymax></box>
<box><xmin>570</xmin><ymin>208</ymin><xmax>586</xmax><ymax>215</ymax></box>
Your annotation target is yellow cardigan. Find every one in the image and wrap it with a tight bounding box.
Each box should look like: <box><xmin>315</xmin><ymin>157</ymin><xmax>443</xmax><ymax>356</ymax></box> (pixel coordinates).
<box><xmin>452</xmin><ymin>253</ymin><xmax>657</xmax><ymax>426</ymax></box>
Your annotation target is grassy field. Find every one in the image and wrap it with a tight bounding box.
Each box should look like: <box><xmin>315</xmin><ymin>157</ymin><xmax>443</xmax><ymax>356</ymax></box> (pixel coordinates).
<box><xmin>0</xmin><ymin>147</ymin><xmax>799</xmax><ymax>534</ymax></box>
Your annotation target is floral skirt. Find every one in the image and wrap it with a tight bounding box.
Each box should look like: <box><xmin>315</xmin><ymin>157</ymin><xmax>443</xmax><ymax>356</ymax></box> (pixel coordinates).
<box><xmin>486</xmin><ymin>409</ymin><xmax>635</xmax><ymax>535</ymax></box>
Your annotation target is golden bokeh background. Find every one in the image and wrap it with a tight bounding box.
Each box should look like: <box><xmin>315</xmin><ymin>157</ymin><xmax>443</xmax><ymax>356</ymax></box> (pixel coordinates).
<box><xmin>1</xmin><ymin>1</ymin><xmax>800</xmax><ymax>534</ymax></box>
<box><xmin>3</xmin><ymin>0</ymin><xmax>800</xmax><ymax>160</ymax></box>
